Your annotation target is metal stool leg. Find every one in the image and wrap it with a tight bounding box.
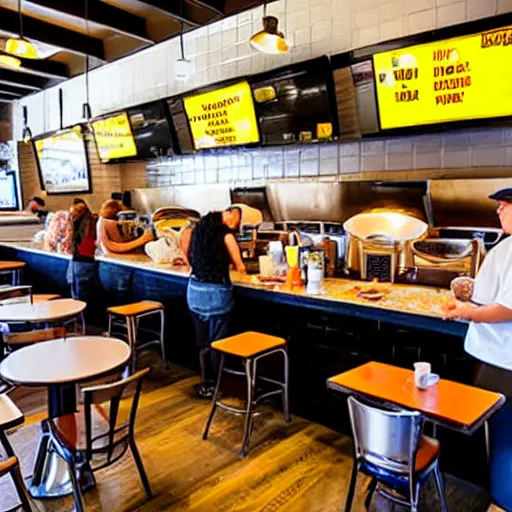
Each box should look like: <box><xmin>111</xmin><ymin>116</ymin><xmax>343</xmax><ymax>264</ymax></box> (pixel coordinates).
<box><xmin>202</xmin><ymin>354</ymin><xmax>225</xmax><ymax>440</ymax></box>
<box><xmin>107</xmin><ymin>313</ymin><xmax>113</xmax><ymax>337</ymax></box>
<box><xmin>127</xmin><ymin>316</ymin><xmax>137</xmax><ymax>374</ymax></box>
<box><xmin>240</xmin><ymin>357</ymin><xmax>256</xmax><ymax>458</ymax></box>
<box><xmin>282</xmin><ymin>349</ymin><xmax>290</xmax><ymax>422</ymax></box>
<box><xmin>80</xmin><ymin>312</ymin><xmax>86</xmax><ymax>335</ymax></box>
<box><xmin>159</xmin><ymin>309</ymin><xmax>168</xmax><ymax>369</ymax></box>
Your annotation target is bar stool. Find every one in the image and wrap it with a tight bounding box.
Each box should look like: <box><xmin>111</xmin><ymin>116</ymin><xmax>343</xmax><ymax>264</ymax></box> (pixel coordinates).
<box><xmin>32</xmin><ymin>294</ymin><xmax>61</xmax><ymax>303</ymax></box>
<box><xmin>0</xmin><ymin>262</ymin><xmax>25</xmax><ymax>286</ymax></box>
<box><xmin>107</xmin><ymin>300</ymin><xmax>167</xmax><ymax>372</ymax></box>
<box><xmin>202</xmin><ymin>331</ymin><xmax>290</xmax><ymax>457</ymax></box>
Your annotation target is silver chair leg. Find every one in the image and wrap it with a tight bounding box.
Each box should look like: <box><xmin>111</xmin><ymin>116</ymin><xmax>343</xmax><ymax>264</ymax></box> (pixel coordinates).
<box><xmin>159</xmin><ymin>309</ymin><xmax>168</xmax><ymax>369</ymax></box>
<box><xmin>107</xmin><ymin>314</ymin><xmax>113</xmax><ymax>337</ymax></box>
<box><xmin>485</xmin><ymin>420</ymin><xmax>490</xmax><ymax>464</ymax></box>
<box><xmin>240</xmin><ymin>358</ymin><xmax>256</xmax><ymax>458</ymax></box>
<box><xmin>281</xmin><ymin>348</ymin><xmax>290</xmax><ymax>422</ymax></box>
<box><xmin>410</xmin><ymin>480</ymin><xmax>421</xmax><ymax>512</ymax></box>
<box><xmin>127</xmin><ymin>317</ymin><xmax>137</xmax><ymax>374</ymax></box>
<box><xmin>344</xmin><ymin>461</ymin><xmax>358</xmax><ymax>512</ymax></box>
<box><xmin>433</xmin><ymin>463</ymin><xmax>448</xmax><ymax>512</ymax></box>
<box><xmin>80</xmin><ymin>312</ymin><xmax>86</xmax><ymax>335</ymax></box>
<box><xmin>202</xmin><ymin>354</ymin><xmax>225</xmax><ymax>441</ymax></box>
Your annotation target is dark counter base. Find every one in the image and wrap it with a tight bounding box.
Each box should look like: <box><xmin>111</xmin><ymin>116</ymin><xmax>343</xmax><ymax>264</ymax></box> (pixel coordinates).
<box><xmin>0</xmin><ymin>246</ymin><xmax>486</xmax><ymax>486</ymax></box>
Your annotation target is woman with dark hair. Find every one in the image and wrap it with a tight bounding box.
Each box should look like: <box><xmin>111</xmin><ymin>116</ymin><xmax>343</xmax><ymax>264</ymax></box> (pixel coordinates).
<box><xmin>182</xmin><ymin>207</ymin><xmax>246</xmax><ymax>398</ymax></box>
<box><xmin>67</xmin><ymin>198</ymin><xmax>98</xmax><ymax>304</ymax></box>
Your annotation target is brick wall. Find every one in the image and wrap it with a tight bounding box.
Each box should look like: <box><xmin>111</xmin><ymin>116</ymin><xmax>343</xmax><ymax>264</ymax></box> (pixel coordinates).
<box><xmin>18</xmin><ymin>137</ymin><xmax>145</xmax><ymax>211</ymax></box>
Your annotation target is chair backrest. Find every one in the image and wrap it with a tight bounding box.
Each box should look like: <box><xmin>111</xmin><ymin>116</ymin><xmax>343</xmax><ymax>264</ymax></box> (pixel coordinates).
<box><xmin>3</xmin><ymin>327</ymin><xmax>67</xmax><ymax>346</ymax></box>
<box><xmin>347</xmin><ymin>396</ymin><xmax>423</xmax><ymax>476</ymax></box>
<box><xmin>82</xmin><ymin>367</ymin><xmax>150</xmax><ymax>469</ymax></box>
<box><xmin>0</xmin><ymin>286</ymin><xmax>32</xmax><ymax>306</ymax></box>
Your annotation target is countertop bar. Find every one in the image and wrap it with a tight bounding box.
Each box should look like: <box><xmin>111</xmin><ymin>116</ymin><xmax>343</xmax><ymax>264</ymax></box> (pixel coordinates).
<box><xmin>0</xmin><ymin>241</ymin><xmax>468</xmax><ymax>337</ymax></box>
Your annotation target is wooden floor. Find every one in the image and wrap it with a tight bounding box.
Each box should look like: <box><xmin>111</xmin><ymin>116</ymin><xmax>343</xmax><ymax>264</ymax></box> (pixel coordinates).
<box><xmin>0</xmin><ymin>355</ymin><xmax>495</xmax><ymax>512</ymax></box>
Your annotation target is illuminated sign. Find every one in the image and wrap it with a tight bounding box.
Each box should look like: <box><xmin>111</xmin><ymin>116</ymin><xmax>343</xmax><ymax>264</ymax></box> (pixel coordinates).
<box><xmin>373</xmin><ymin>25</ymin><xmax>512</xmax><ymax>129</ymax></box>
<box><xmin>0</xmin><ymin>171</ymin><xmax>17</xmax><ymax>209</ymax></box>
<box><xmin>34</xmin><ymin>127</ymin><xmax>90</xmax><ymax>194</ymax></box>
<box><xmin>92</xmin><ymin>112</ymin><xmax>137</xmax><ymax>161</ymax></box>
<box><xmin>183</xmin><ymin>81</ymin><xmax>260</xmax><ymax>149</ymax></box>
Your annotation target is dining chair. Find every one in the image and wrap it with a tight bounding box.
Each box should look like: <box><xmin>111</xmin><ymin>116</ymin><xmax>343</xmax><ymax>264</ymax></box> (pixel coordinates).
<box><xmin>0</xmin><ymin>457</ymin><xmax>34</xmax><ymax>512</ymax></box>
<box><xmin>345</xmin><ymin>396</ymin><xmax>447</xmax><ymax>512</ymax></box>
<box><xmin>47</xmin><ymin>368</ymin><xmax>152</xmax><ymax>512</ymax></box>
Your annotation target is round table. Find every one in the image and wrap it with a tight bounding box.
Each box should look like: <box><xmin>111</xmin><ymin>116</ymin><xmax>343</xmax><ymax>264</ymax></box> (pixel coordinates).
<box><xmin>0</xmin><ymin>298</ymin><xmax>86</xmax><ymax>323</ymax></box>
<box><xmin>0</xmin><ymin>336</ymin><xmax>131</xmax><ymax>499</ymax></box>
<box><xmin>0</xmin><ymin>261</ymin><xmax>25</xmax><ymax>285</ymax></box>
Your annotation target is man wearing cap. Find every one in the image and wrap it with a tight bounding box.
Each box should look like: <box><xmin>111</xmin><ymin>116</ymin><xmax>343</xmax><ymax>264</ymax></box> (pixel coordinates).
<box><xmin>444</xmin><ymin>187</ymin><xmax>512</xmax><ymax>510</ymax></box>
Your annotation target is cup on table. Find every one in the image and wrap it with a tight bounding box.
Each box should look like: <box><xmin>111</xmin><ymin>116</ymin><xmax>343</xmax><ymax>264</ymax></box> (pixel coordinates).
<box><xmin>414</xmin><ymin>362</ymin><xmax>439</xmax><ymax>390</ymax></box>
<box><xmin>259</xmin><ymin>255</ymin><xmax>275</xmax><ymax>277</ymax></box>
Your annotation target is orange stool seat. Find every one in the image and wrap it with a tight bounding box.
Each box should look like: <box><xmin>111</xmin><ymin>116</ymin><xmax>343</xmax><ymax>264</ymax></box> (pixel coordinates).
<box><xmin>0</xmin><ymin>262</ymin><xmax>25</xmax><ymax>271</ymax></box>
<box><xmin>32</xmin><ymin>294</ymin><xmax>61</xmax><ymax>303</ymax></box>
<box><xmin>108</xmin><ymin>300</ymin><xmax>163</xmax><ymax>317</ymax></box>
<box><xmin>203</xmin><ymin>331</ymin><xmax>290</xmax><ymax>457</ymax></box>
<box><xmin>212</xmin><ymin>331</ymin><xmax>286</xmax><ymax>358</ymax></box>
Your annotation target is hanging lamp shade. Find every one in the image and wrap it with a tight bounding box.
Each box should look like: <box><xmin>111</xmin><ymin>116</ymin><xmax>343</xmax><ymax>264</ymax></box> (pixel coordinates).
<box><xmin>250</xmin><ymin>16</ymin><xmax>289</xmax><ymax>55</ymax></box>
<box><xmin>5</xmin><ymin>37</ymin><xmax>38</xmax><ymax>59</ymax></box>
<box><xmin>0</xmin><ymin>54</ymin><xmax>22</xmax><ymax>69</ymax></box>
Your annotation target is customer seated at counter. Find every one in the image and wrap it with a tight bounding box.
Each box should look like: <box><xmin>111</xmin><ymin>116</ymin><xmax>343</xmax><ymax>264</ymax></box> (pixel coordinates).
<box><xmin>97</xmin><ymin>199</ymin><xmax>153</xmax><ymax>255</ymax></box>
<box><xmin>444</xmin><ymin>187</ymin><xmax>512</xmax><ymax>510</ymax></box>
<box><xmin>181</xmin><ymin>207</ymin><xmax>246</xmax><ymax>398</ymax></box>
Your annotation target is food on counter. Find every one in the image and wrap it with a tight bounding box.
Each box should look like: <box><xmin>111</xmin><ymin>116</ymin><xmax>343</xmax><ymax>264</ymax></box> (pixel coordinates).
<box><xmin>258</xmin><ymin>275</ymin><xmax>286</xmax><ymax>283</ymax></box>
<box><xmin>450</xmin><ymin>276</ymin><xmax>474</xmax><ymax>302</ymax></box>
<box><xmin>357</xmin><ymin>289</ymin><xmax>386</xmax><ymax>301</ymax></box>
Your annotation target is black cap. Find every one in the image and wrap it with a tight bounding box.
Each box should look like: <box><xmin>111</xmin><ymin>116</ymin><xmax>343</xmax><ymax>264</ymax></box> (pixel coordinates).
<box><xmin>489</xmin><ymin>188</ymin><xmax>512</xmax><ymax>202</ymax></box>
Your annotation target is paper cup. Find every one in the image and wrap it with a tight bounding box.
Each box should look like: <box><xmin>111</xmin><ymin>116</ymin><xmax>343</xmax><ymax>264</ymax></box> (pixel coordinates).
<box><xmin>414</xmin><ymin>362</ymin><xmax>431</xmax><ymax>389</ymax></box>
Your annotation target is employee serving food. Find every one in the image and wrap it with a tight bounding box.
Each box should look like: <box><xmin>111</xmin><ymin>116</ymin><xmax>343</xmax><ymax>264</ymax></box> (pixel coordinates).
<box><xmin>444</xmin><ymin>187</ymin><xmax>512</xmax><ymax>510</ymax></box>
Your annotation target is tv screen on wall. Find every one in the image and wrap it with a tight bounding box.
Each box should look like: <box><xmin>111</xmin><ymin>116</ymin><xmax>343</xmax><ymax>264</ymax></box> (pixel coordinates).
<box><xmin>373</xmin><ymin>24</ymin><xmax>512</xmax><ymax>130</ymax></box>
<box><xmin>182</xmin><ymin>80</ymin><xmax>260</xmax><ymax>150</ymax></box>
<box><xmin>33</xmin><ymin>126</ymin><xmax>91</xmax><ymax>195</ymax></box>
<box><xmin>92</xmin><ymin>112</ymin><xmax>138</xmax><ymax>162</ymax></box>
<box><xmin>250</xmin><ymin>56</ymin><xmax>339</xmax><ymax>145</ymax></box>
<box><xmin>0</xmin><ymin>170</ymin><xmax>19</xmax><ymax>210</ymax></box>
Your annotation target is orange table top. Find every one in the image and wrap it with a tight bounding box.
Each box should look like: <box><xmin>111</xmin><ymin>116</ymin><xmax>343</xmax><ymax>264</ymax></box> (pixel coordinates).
<box><xmin>328</xmin><ymin>361</ymin><xmax>505</xmax><ymax>434</ymax></box>
<box><xmin>0</xmin><ymin>261</ymin><xmax>25</xmax><ymax>271</ymax></box>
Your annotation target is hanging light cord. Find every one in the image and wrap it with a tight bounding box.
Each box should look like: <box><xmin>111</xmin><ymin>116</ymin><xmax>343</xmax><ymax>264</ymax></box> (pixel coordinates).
<box><xmin>85</xmin><ymin>0</ymin><xmax>90</xmax><ymax>115</ymax></box>
<box><xmin>18</xmin><ymin>0</ymin><xmax>24</xmax><ymax>39</ymax></box>
<box><xmin>179</xmin><ymin>0</ymin><xmax>185</xmax><ymax>60</ymax></box>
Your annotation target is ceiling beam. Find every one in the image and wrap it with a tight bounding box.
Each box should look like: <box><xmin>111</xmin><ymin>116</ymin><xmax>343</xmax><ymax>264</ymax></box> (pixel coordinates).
<box><xmin>135</xmin><ymin>0</ymin><xmax>217</xmax><ymax>26</ymax></box>
<box><xmin>26</xmin><ymin>0</ymin><xmax>154</xmax><ymax>44</ymax></box>
<box><xmin>0</xmin><ymin>69</ymin><xmax>47</xmax><ymax>90</ymax></box>
<box><xmin>190</xmin><ymin>0</ymin><xmax>225</xmax><ymax>15</ymax></box>
<box><xmin>0</xmin><ymin>83</ymin><xmax>30</xmax><ymax>96</ymax></box>
<box><xmin>0</xmin><ymin>93</ymin><xmax>15</xmax><ymax>103</ymax></box>
<box><xmin>0</xmin><ymin>7</ymin><xmax>105</xmax><ymax>60</ymax></box>
<box><xmin>0</xmin><ymin>89</ymin><xmax>22</xmax><ymax>98</ymax></box>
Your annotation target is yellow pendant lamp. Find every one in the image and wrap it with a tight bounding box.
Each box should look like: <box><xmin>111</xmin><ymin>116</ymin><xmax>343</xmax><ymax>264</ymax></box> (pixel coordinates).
<box><xmin>0</xmin><ymin>53</ymin><xmax>22</xmax><ymax>69</ymax></box>
<box><xmin>5</xmin><ymin>0</ymin><xmax>39</xmax><ymax>60</ymax></box>
<box><xmin>250</xmin><ymin>3</ymin><xmax>289</xmax><ymax>55</ymax></box>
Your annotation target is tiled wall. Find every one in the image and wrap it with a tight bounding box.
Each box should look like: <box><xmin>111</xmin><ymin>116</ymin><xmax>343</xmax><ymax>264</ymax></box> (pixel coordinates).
<box><xmin>14</xmin><ymin>0</ymin><xmax>512</xmax><ymax>193</ymax></box>
<box><xmin>147</xmin><ymin>127</ymin><xmax>512</xmax><ymax>188</ymax></box>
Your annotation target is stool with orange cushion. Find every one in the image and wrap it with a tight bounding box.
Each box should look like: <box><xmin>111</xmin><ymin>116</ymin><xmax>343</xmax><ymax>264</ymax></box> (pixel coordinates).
<box><xmin>107</xmin><ymin>300</ymin><xmax>166</xmax><ymax>373</ymax></box>
<box><xmin>202</xmin><ymin>331</ymin><xmax>290</xmax><ymax>457</ymax></box>
<box><xmin>0</xmin><ymin>261</ymin><xmax>25</xmax><ymax>286</ymax></box>
<box><xmin>32</xmin><ymin>294</ymin><xmax>61</xmax><ymax>303</ymax></box>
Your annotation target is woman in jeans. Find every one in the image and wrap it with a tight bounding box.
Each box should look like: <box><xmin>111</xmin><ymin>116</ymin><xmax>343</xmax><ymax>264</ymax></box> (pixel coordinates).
<box><xmin>66</xmin><ymin>198</ymin><xmax>98</xmax><ymax>304</ymax></box>
<box><xmin>182</xmin><ymin>207</ymin><xmax>246</xmax><ymax>398</ymax></box>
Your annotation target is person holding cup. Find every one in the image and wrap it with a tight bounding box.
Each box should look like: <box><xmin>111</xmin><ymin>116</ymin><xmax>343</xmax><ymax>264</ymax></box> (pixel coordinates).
<box><xmin>444</xmin><ymin>187</ymin><xmax>512</xmax><ymax>510</ymax></box>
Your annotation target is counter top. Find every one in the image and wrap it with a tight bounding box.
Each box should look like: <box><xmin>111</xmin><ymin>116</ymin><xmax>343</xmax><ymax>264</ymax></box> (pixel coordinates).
<box><xmin>0</xmin><ymin>241</ymin><xmax>461</xmax><ymax>328</ymax></box>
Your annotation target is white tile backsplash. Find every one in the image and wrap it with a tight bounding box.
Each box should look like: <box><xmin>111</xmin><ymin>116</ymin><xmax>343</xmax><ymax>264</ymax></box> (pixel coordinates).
<box><xmin>437</xmin><ymin>1</ymin><xmax>467</xmax><ymax>25</ymax></box>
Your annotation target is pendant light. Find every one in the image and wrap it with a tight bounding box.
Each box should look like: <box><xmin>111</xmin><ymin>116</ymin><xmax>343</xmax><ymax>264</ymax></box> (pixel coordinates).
<box><xmin>250</xmin><ymin>2</ymin><xmax>289</xmax><ymax>55</ymax></box>
<box><xmin>0</xmin><ymin>53</ymin><xmax>22</xmax><ymax>70</ymax></box>
<box><xmin>6</xmin><ymin>0</ymin><xmax>39</xmax><ymax>60</ymax></box>
<box><xmin>175</xmin><ymin>2</ymin><xmax>193</xmax><ymax>82</ymax></box>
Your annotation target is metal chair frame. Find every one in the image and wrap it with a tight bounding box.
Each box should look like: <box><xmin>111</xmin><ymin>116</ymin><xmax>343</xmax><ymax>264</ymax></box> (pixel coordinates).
<box><xmin>203</xmin><ymin>346</ymin><xmax>290</xmax><ymax>458</ymax></box>
<box><xmin>345</xmin><ymin>396</ymin><xmax>447</xmax><ymax>512</ymax></box>
<box><xmin>47</xmin><ymin>368</ymin><xmax>152</xmax><ymax>512</ymax></box>
<box><xmin>108</xmin><ymin>308</ymin><xmax>166</xmax><ymax>373</ymax></box>
<box><xmin>0</xmin><ymin>268</ymin><xmax>23</xmax><ymax>286</ymax></box>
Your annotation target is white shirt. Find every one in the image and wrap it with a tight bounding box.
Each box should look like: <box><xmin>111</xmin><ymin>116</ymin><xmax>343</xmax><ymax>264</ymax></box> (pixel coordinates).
<box><xmin>465</xmin><ymin>235</ymin><xmax>512</xmax><ymax>370</ymax></box>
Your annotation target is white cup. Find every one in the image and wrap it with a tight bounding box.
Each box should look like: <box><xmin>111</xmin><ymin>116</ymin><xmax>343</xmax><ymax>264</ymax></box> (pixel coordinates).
<box><xmin>414</xmin><ymin>362</ymin><xmax>432</xmax><ymax>390</ymax></box>
<box><xmin>259</xmin><ymin>255</ymin><xmax>275</xmax><ymax>277</ymax></box>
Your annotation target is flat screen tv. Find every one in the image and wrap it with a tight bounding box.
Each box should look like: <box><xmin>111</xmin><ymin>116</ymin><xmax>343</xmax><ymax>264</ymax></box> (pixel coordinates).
<box><xmin>33</xmin><ymin>126</ymin><xmax>91</xmax><ymax>195</ymax></box>
<box><xmin>0</xmin><ymin>170</ymin><xmax>19</xmax><ymax>210</ymax></box>
<box><xmin>92</xmin><ymin>112</ymin><xmax>137</xmax><ymax>163</ymax></box>
<box><xmin>182</xmin><ymin>80</ymin><xmax>260</xmax><ymax>150</ymax></box>
<box><xmin>373</xmin><ymin>23</ymin><xmax>512</xmax><ymax>130</ymax></box>
<box><xmin>127</xmin><ymin>101</ymin><xmax>174</xmax><ymax>159</ymax></box>
<box><xmin>250</xmin><ymin>56</ymin><xmax>339</xmax><ymax>145</ymax></box>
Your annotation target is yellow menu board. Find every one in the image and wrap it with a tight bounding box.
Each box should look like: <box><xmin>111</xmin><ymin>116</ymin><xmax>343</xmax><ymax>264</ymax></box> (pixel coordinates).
<box><xmin>183</xmin><ymin>81</ymin><xmax>260</xmax><ymax>149</ymax></box>
<box><xmin>92</xmin><ymin>112</ymin><xmax>137</xmax><ymax>161</ymax></box>
<box><xmin>373</xmin><ymin>26</ymin><xmax>512</xmax><ymax>129</ymax></box>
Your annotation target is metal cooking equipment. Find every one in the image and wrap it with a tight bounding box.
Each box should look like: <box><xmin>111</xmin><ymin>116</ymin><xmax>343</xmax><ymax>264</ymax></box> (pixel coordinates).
<box><xmin>344</xmin><ymin>212</ymin><xmax>428</xmax><ymax>282</ymax></box>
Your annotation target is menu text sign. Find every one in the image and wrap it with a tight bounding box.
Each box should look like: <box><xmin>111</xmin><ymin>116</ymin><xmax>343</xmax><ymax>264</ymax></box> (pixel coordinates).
<box><xmin>183</xmin><ymin>81</ymin><xmax>260</xmax><ymax>150</ymax></box>
<box><xmin>373</xmin><ymin>26</ymin><xmax>512</xmax><ymax>129</ymax></box>
<box><xmin>92</xmin><ymin>112</ymin><xmax>137</xmax><ymax>161</ymax></box>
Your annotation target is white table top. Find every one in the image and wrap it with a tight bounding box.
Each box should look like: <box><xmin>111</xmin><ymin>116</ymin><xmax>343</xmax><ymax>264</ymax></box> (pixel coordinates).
<box><xmin>0</xmin><ymin>336</ymin><xmax>131</xmax><ymax>386</ymax></box>
<box><xmin>0</xmin><ymin>298</ymin><xmax>86</xmax><ymax>322</ymax></box>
